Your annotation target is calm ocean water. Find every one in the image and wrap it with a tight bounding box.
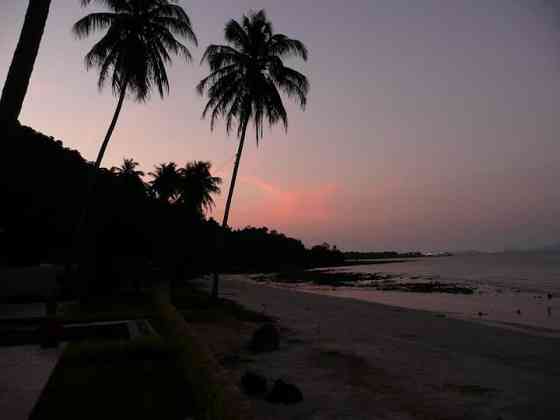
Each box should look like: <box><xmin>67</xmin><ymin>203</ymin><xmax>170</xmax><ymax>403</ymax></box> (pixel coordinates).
<box><xmin>295</xmin><ymin>253</ymin><xmax>560</xmax><ymax>334</ymax></box>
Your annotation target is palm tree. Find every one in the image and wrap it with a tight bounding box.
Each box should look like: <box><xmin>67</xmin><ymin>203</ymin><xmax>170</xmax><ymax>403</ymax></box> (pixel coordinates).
<box><xmin>111</xmin><ymin>157</ymin><xmax>146</xmax><ymax>197</ymax></box>
<box><xmin>197</xmin><ymin>10</ymin><xmax>309</xmax><ymax>298</ymax></box>
<box><xmin>71</xmin><ymin>0</ymin><xmax>196</xmax><ymax>293</ymax></box>
<box><xmin>149</xmin><ymin>162</ymin><xmax>182</xmax><ymax>204</ymax></box>
<box><xmin>177</xmin><ymin>161</ymin><xmax>222</xmax><ymax>219</ymax></box>
<box><xmin>111</xmin><ymin>158</ymin><xmax>144</xmax><ymax>178</ymax></box>
<box><xmin>0</xmin><ymin>0</ymin><xmax>52</xmax><ymax>128</ymax></box>
<box><xmin>74</xmin><ymin>0</ymin><xmax>197</xmax><ymax>171</ymax></box>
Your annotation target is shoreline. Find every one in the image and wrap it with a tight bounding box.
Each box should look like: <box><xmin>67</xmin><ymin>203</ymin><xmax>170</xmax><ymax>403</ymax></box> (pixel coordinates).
<box><xmin>200</xmin><ymin>275</ymin><xmax>560</xmax><ymax>420</ymax></box>
<box><xmin>248</xmin><ymin>262</ymin><xmax>560</xmax><ymax>334</ymax></box>
<box><xmin>246</xmin><ymin>277</ymin><xmax>560</xmax><ymax>338</ymax></box>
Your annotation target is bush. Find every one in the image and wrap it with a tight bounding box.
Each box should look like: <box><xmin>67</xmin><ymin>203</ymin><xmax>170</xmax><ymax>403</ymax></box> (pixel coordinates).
<box><xmin>154</xmin><ymin>294</ymin><xmax>254</xmax><ymax>420</ymax></box>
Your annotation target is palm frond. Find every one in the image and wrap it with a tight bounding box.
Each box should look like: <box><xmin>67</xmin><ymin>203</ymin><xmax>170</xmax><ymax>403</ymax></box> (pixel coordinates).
<box><xmin>268</xmin><ymin>34</ymin><xmax>308</xmax><ymax>60</ymax></box>
<box><xmin>224</xmin><ymin>19</ymin><xmax>250</xmax><ymax>51</ymax></box>
<box><xmin>76</xmin><ymin>0</ymin><xmax>196</xmax><ymax>102</ymax></box>
<box><xmin>200</xmin><ymin>45</ymin><xmax>246</xmax><ymax>69</ymax></box>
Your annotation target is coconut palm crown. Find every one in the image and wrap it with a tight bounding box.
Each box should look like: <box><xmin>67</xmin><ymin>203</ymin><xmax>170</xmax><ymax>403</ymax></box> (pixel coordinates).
<box><xmin>111</xmin><ymin>158</ymin><xmax>144</xmax><ymax>177</ymax></box>
<box><xmin>149</xmin><ymin>162</ymin><xmax>182</xmax><ymax>204</ymax></box>
<box><xmin>178</xmin><ymin>161</ymin><xmax>222</xmax><ymax>217</ymax></box>
<box><xmin>197</xmin><ymin>9</ymin><xmax>309</xmax><ymax>142</ymax></box>
<box><xmin>75</xmin><ymin>0</ymin><xmax>197</xmax><ymax>103</ymax></box>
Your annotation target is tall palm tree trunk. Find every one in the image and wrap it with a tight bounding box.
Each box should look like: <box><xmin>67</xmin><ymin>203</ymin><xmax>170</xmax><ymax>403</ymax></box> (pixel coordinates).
<box><xmin>0</xmin><ymin>0</ymin><xmax>51</xmax><ymax>127</ymax></box>
<box><xmin>211</xmin><ymin>119</ymin><xmax>249</xmax><ymax>299</ymax></box>
<box><xmin>94</xmin><ymin>83</ymin><xmax>128</xmax><ymax>170</ymax></box>
<box><xmin>77</xmin><ymin>81</ymin><xmax>128</xmax><ymax>236</ymax></box>
<box><xmin>222</xmin><ymin>122</ymin><xmax>248</xmax><ymax>228</ymax></box>
<box><xmin>71</xmin><ymin>83</ymin><xmax>128</xmax><ymax>298</ymax></box>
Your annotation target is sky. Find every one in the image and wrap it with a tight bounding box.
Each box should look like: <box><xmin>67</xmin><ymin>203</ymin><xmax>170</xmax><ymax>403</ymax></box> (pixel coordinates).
<box><xmin>2</xmin><ymin>0</ymin><xmax>560</xmax><ymax>252</ymax></box>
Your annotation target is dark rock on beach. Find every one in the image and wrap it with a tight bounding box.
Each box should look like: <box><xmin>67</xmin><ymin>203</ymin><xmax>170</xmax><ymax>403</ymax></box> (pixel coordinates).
<box><xmin>241</xmin><ymin>371</ymin><xmax>268</xmax><ymax>396</ymax></box>
<box><xmin>266</xmin><ymin>379</ymin><xmax>303</xmax><ymax>404</ymax></box>
<box><xmin>270</xmin><ymin>270</ymin><xmax>476</xmax><ymax>294</ymax></box>
<box><xmin>379</xmin><ymin>281</ymin><xmax>475</xmax><ymax>295</ymax></box>
<box><xmin>249</xmin><ymin>323</ymin><xmax>280</xmax><ymax>353</ymax></box>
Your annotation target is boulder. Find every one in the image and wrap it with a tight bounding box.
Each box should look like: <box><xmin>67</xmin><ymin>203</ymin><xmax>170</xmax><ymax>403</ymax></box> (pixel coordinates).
<box><xmin>266</xmin><ymin>379</ymin><xmax>303</xmax><ymax>404</ymax></box>
<box><xmin>241</xmin><ymin>371</ymin><xmax>268</xmax><ymax>396</ymax></box>
<box><xmin>249</xmin><ymin>323</ymin><xmax>279</xmax><ymax>353</ymax></box>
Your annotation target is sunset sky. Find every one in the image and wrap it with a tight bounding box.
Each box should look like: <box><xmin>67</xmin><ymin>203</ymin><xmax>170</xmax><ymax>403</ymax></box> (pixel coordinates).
<box><xmin>2</xmin><ymin>0</ymin><xmax>560</xmax><ymax>252</ymax></box>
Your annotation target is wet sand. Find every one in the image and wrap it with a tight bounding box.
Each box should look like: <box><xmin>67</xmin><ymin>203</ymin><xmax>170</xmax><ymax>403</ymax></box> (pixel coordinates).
<box><xmin>280</xmin><ymin>284</ymin><xmax>560</xmax><ymax>336</ymax></box>
<box><xmin>209</xmin><ymin>275</ymin><xmax>560</xmax><ymax>420</ymax></box>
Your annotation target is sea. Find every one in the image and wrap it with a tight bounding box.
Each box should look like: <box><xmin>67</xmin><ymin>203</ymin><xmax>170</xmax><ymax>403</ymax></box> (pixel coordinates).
<box><xmin>291</xmin><ymin>252</ymin><xmax>560</xmax><ymax>335</ymax></box>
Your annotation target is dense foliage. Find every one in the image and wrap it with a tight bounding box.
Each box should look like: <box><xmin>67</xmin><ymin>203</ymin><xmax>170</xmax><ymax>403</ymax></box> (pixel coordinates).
<box><xmin>0</xmin><ymin>125</ymin><xmax>343</xmax><ymax>290</ymax></box>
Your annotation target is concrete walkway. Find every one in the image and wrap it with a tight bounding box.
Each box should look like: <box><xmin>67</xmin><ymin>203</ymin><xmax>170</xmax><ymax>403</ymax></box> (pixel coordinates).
<box><xmin>0</xmin><ymin>345</ymin><xmax>63</xmax><ymax>420</ymax></box>
<box><xmin>0</xmin><ymin>265</ymin><xmax>62</xmax><ymax>418</ymax></box>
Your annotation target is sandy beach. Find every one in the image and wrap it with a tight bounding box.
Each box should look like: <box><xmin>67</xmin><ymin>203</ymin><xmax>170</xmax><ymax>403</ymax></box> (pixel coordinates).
<box><xmin>200</xmin><ymin>275</ymin><xmax>560</xmax><ymax>420</ymax></box>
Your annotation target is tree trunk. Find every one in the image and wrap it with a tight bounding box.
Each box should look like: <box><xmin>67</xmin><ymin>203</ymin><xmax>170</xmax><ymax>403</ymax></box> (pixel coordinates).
<box><xmin>0</xmin><ymin>0</ymin><xmax>52</xmax><ymax>127</ymax></box>
<box><xmin>93</xmin><ymin>83</ymin><xmax>128</xmax><ymax>170</ymax></box>
<box><xmin>72</xmin><ymin>82</ymin><xmax>128</xmax><ymax>299</ymax></box>
<box><xmin>75</xmin><ymin>81</ymin><xmax>129</xmax><ymax>239</ymax></box>
<box><xmin>211</xmin><ymin>119</ymin><xmax>249</xmax><ymax>299</ymax></box>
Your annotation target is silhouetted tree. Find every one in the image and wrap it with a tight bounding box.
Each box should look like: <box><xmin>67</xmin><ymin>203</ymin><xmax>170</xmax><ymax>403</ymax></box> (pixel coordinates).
<box><xmin>111</xmin><ymin>158</ymin><xmax>146</xmax><ymax>199</ymax></box>
<box><xmin>309</xmin><ymin>243</ymin><xmax>345</xmax><ymax>266</ymax></box>
<box><xmin>198</xmin><ymin>9</ymin><xmax>309</xmax><ymax>298</ymax></box>
<box><xmin>177</xmin><ymin>161</ymin><xmax>222</xmax><ymax>219</ymax></box>
<box><xmin>149</xmin><ymin>162</ymin><xmax>182</xmax><ymax>204</ymax></box>
<box><xmin>74</xmin><ymin>0</ymin><xmax>197</xmax><ymax>171</ymax></box>
<box><xmin>111</xmin><ymin>158</ymin><xmax>144</xmax><ymax>177</ymax></box>
<box><xmin>1</xmin><ymin>124</ymin><xmax>345</xmax><ymax>291</ymax></box>
<box><xmin>0</xmin><ymin>0</ymin><xmax>52</xmax><ymax>127</ymax></box>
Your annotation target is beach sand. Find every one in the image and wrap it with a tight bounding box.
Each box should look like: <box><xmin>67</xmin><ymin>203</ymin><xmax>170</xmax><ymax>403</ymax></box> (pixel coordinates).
<box><xmin>199</xmin><ymin>275</ymin><xmax>560</xmax><ymax>420</ymax></box>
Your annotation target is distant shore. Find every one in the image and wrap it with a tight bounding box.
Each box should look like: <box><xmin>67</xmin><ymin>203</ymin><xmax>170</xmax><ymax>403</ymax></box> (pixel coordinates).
<box><xmin>203</xmin><ymin>275</ymin><xmax>560</xmax><ymax>420</ymax></box>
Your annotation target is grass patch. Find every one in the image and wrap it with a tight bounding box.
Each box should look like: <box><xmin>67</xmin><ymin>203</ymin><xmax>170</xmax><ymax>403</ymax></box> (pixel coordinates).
<box><xmin>29</xmin><ymin>336</ymin><xmax>193</xmax><ymax>420</ymax></box>
<box><xmin>20</xmin><ymin>278</ymin><xmax>274</xmax><ymax>420</ymax></box>
<box><xmin>34</xmin><ymin>283</ymin><xmax>265</xmax><ymax>420</ymax></box>
<box><xmin>57</xmin><ymin>282</ymin><xmax>271</xmax><ymax>325</ymax></box>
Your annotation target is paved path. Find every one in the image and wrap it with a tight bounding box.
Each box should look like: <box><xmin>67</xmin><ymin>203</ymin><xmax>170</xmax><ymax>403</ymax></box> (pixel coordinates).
<box><xmin>0</xmin><ymin>345</ymin><xmax>63</xmax><ymax>420</ymax></box>
<box><xmin>0</xmin><ymin>266</ymin><xmax>62</xmax><ymax>418</ymax></box>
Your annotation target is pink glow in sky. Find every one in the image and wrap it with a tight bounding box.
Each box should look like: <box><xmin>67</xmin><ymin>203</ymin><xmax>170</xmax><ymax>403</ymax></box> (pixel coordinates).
<box><xmin>2</xmin><ymin>0</ymin><xmax>560</xmax><ymax>252</ymax></box>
